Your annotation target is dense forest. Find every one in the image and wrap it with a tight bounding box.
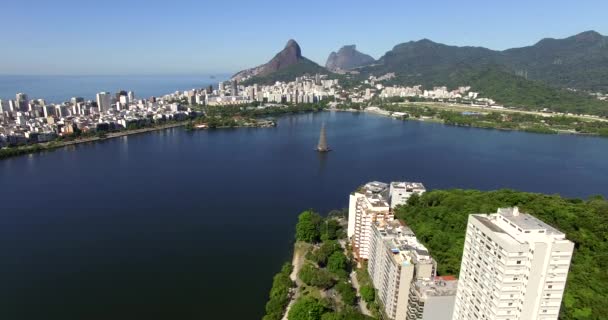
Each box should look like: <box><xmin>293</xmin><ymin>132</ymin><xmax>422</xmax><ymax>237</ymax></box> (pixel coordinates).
<box><xmin>395</xmin><ymin>189</ymin><xmax>608</xmax><ymax>320</ymax></box>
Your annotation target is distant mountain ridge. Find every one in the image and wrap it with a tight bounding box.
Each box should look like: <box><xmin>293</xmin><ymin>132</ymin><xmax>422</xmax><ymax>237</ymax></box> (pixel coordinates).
<box><xmin>325</xmin><ymin>45</ymin><xmax>375</xmax><ymax>71</ymax></box>
<box><xmin>230</xmin><ymin>32</ymin><xmax>608</xmax><ymax>115</ymax></box>
<box><xmin>233</xmin><ymin>40</ymin><xmax>326</xmax><ymax>84</ymax></box>
<box><xmin>363</xmin><ymin>30</ymin><xmax>608</xmax><ymax>92</ymax></box>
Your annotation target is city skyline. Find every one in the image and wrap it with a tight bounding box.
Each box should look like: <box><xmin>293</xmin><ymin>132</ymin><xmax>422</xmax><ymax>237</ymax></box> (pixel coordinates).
<box><xmin>2</xmin><ymin>0</ymin><xmax>608</xmax><ymax>75</ymax></box>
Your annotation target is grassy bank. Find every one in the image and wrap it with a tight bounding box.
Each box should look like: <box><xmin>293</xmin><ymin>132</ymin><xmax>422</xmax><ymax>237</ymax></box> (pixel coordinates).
<box><xmin>379</xmin><ymin>103</ymin><xmax>608</xmax><ymax>137</ymax></box>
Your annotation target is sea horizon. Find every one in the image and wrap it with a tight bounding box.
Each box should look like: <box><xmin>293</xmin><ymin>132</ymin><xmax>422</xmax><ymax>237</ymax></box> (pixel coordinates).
<box><xmin>0</xmin><ymin>74</ymin><xmax>231</xmax><ymax>103</ymax></box>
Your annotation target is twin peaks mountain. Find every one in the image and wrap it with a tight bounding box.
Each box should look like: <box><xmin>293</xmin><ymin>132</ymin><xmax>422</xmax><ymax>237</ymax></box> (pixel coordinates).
<box><xmin>325</xmin><ymin>45</ymin><xmax>375</xmax><ymax>71</ymax></box>
<box><xmin>232</xmin><ymin>39</ymin><xmax>325</xmax><ymax>84</ymax></box>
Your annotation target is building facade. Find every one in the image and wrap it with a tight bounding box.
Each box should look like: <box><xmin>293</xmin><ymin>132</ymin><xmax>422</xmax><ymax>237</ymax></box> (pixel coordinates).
<box><xmin>407</xmin><ymin>276</ymin><xmax>458</xmax><ymax>320</ymax></box>
<box><xmin>348</xmin><ymin>182</ymin><xmax>392</xmax><ymax>260</ymax></box>
<box><xmin>368</xmin><ymin>220</ymin><xmax>436</xmax><ymax>320</ymax></box>
<box><xmin>452</xmin><ymin>207</ymin><xmax>574</xmax><ymax>320</ymax></box>
<box><xmin>96</xmin><ymin>92</ymin><xmax>112</xmax><ymax>113</ymax></box>
<box><xmin>389</xmin><ymin>182</ymin><xmax>426</xmax><ymax>209</ymax></box>
<box><xmin>348</xmin><ymin>181</ymin><xmax>426</xmax><ymax>260</ymax></box>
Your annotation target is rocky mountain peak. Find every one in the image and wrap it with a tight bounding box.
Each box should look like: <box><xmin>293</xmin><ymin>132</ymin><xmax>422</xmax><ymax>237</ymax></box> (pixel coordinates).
<box><xmin>325</xmin><ymin>45</ymin><xmax>375</xmax><ymax>71</ymax></box>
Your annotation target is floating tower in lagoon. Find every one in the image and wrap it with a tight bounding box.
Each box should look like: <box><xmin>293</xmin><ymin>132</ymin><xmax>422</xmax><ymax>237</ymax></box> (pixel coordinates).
<box><xmin>316</xmin><ymin>123</ymin><xmax>331</xmax><ymax>152</ymax></box>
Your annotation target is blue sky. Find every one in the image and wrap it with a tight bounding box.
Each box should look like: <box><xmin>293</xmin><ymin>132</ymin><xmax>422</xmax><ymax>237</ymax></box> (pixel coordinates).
<box><xmin>1</xmin><ymin>0</ymin><xmax>607</xmax><ymax>75</ymax></box>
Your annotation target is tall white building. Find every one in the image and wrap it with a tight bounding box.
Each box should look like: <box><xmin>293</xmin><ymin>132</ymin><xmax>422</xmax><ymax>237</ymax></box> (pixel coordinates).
<box><xmin>368</xmin><ymin>220</ymin><xmax>436</xmax><ymax>320</ymax></box>
<box><xmin>348</xmin><ymin>181</ymin><xmax>425</xmax><ymax>260</ymax></box>
<box><xmin>389</xmin><ymin>182</ymin><xmax>426</xmax><ymax>208</ymax></box>
<box><xmin>348</xmin><ymin>181</ymin><xmax>393</xmax><ymax>260</ymax></box>
<box><xmin>96</xmin><ymin>92</ymin><xmax>112</xmax><ymax>113</ymax></box>
<box><xmin>452</xmin><ymin>207</ymin><xmax>574</xmax><ymax>320</ymax></box>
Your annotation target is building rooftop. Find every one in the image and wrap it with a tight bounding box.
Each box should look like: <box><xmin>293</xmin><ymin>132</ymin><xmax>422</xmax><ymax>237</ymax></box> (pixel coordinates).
<box><xmin>390</xmin><ymin>181</ymin><xmax>426</xmax><ymax>192</ymax></box>
<box><xmin>413</xmin><ymin>277</ymin><xmax>458</xmax><ymax>298</ymax></box>
<box><xmin>363</xmin><ymin>181</ymin><xmax>389</xmax><ymax>193</ymax></box>
<box><xmin>472</xmin><ymin>207</ymin><xmax>569</xmax><ymax>244</ymax></box>
<box><xmin>375</xmin><ymin>220</ymin><xmax>433</xmax><ymax>266</ymax></box>
<box><xmin>497</xmin><ymin>207</ymin><xmax>563</xmax><ymax>235</ymax></box>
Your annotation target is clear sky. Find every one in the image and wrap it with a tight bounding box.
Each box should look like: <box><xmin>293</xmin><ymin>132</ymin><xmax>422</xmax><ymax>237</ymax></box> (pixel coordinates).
<box><xmin>1</xmin><ymin>0</ymin><xmax>607</xmax><ymax>75</ymax></box>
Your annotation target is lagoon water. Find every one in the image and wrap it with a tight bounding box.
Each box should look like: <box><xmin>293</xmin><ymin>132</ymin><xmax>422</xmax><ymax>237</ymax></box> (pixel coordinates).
<box><xmin>1</xmin><ymin>111</ymin><xmax>607</xmax><ymax>319</ymax></box>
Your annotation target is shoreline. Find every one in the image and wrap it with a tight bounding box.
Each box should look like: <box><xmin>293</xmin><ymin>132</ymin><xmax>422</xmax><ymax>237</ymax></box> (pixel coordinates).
<box><xmin>0</xmin><ymin>119</ymin><xmax>277</xmax><ymax>160</ymax></box>
<box><xmin>4</xmin><ymin>105</ymin><xmax>606</xmax><ymax>161</ymax></box>
<box><xmin>0</xmin><ymin>122</ymin><xmax>187</xmax><ymax>160</ymax></box>
<box><xmin>339</xmin><ymin>107</ymin><xmax>608</xmax><ymax>138</ymax></box>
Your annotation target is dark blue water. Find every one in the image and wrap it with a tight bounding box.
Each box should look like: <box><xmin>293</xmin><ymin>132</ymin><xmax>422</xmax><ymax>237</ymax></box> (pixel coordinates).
<box><xmin>0</xmin><ymin>75</ymin><xmax>228</xmax><ymax>103</ymax></box>
<box><xmin>1</xmin><ymin>112</ymin><xmax>607</xmax><ymax>320</ymax></box>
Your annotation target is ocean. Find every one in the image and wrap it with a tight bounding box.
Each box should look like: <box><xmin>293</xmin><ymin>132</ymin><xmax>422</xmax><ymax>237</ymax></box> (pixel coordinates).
<box><xmin>0</xmin><ymin>75</ymin><xmax>229</xmax><ymax>103</ymax></box>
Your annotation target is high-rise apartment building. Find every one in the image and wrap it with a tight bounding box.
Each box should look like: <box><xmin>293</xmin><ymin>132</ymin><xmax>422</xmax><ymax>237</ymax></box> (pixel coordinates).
<box><xmin>96</xmin><ymin>92</ymin><xmax>112</xmax><ymax>113</ymax></box>
<box><xmin>348</xmin><ymin>181</ymin><xmax>393</xmax><ymax>260</ymax></box>
<box><xmin>16</xmin><ymin>93</ymin><xmax>28</xmax><ymax>111</ymax></box>
<box><xmin>407</xmin><ymin>276</ymin><xmax>458</xmax><ymax>320</ymax></box>
<box><xmin>348</xmin><ymin>181</ymin><xmax>426</xmax><ymax>259</ymax></box>
<box><xmin>368</xmin><ymin>220</ymin><xmax>436</xmax><ymax>320</ymax></box>
<box><xmin>452</xmin><ymin>207</ymin><xmax>574</xmax><ymax>320</ymax></box>
<box><xmin>128</xmin><ymin>91</ymin><xmax>135</xmax><ymax>102</ymax></box>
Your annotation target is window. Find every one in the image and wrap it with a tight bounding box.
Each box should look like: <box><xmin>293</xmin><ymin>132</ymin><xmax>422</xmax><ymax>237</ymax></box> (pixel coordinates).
<box><xmin>548</xmin><ymin>285</ymin><xmax>553</xmax><ymax>289</ymax></box>
<box><xmin>516</xmin><ymin>260</ymin><xmax>522</xmax><ymax>264</ymax></box>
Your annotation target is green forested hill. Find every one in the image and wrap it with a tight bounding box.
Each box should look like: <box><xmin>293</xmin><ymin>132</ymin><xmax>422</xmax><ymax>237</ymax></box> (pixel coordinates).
<box><xmin>355</xmin><ymin>31</ymin><xmax>608</xmax><ymax>115</ymax></box>
<box><xmin>395</xmin><ymin>189</ymin><xmax>608</xmax><ymax>320</ymax></box>
<box><xmin>364</xmin><ymin>31</ymin><xmax>608</xmax><ymax>92</ymax></box>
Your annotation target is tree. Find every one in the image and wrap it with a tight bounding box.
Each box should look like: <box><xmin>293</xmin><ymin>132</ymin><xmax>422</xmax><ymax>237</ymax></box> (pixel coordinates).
<box><xmin>288</xmin><ymin>296</ymin><xmax>327</xmax><ymax>320</ymax></box>
<box><xmin>320</xmin><ymin>219</ymin><xmax>343</xmax><ymax>241</ymax></box>
<box><xmin>327</xmin><ymin>251</ymin><xmax>349</xmax><ymax>276</ymax></box>
<box><xmin>360</xmin><ymin>285</ymin><xmax>375</xmax><ymax>303</ymax></box>
<box><xmin>295</xmin><ymin>211</ymin><xmax>322</xmax><ymax>243</ymax></box>
<box><xmin>298</xmin><ymin>264</ymin><xmax>335</xmax><ymax>289</ymax></box>
<box><xmin>335</xmin><ymin>281</ymin><xmax>357</xmax><ymax>306</ymax></box>
<box><xmin>309</xmin><ymin>240</ymin><xmax>341</xmax><ymax>267</ymax></box>
<box><xmin>321</xmin><ymin>309</ymin><xmax>374</xmax><ymax>320</ymax></box>
<box><xmin>406</xmin><ymin>193</ymin><xmax>420</xmax><ymax>206</ymax></box>
<box><xmin>262</xmin><ymin>262</ymin><xmax>294</xmax><ymax>319</ymax></box>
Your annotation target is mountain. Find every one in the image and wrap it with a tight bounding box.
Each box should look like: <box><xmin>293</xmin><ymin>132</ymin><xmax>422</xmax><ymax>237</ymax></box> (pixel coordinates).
<box><xmin>325</xmin><ymin>45</ymin><xmax>375</xmax><ymax>71</ymax></box>
<box><xmin>501</xmin><ymin>31</ymin><xmax>608</xmax><ymax>91</ymax></box>
<box><xmin>362</xmin><ymin>30</ymin><xmax>608</xmax><ymax>92</ymax></box>
<box><xmin>233</xmin><ymin>39</ymin><xmax>327</xmax><ymax>84</ymax></box>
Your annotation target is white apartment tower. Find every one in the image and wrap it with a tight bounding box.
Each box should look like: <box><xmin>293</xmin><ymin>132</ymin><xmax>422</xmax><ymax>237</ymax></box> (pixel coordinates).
<box><xmin>368</xmin><ymin>220</ymin><xmax>436</xmax><ymax>320</ymax></box>
<box><xmin>348</xmin><ymin>181</ymin><xmax>426</xmax><ymax>260</ymax></box>
<box><xmin>348</xmin><ymin>182</ymin><xmax>393</xmax><ymax>260</ymax></box>
<box><xmin>452</xmin><ymin>207</ymin><xmax>574</xmax><ymax>320</ymax></box>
